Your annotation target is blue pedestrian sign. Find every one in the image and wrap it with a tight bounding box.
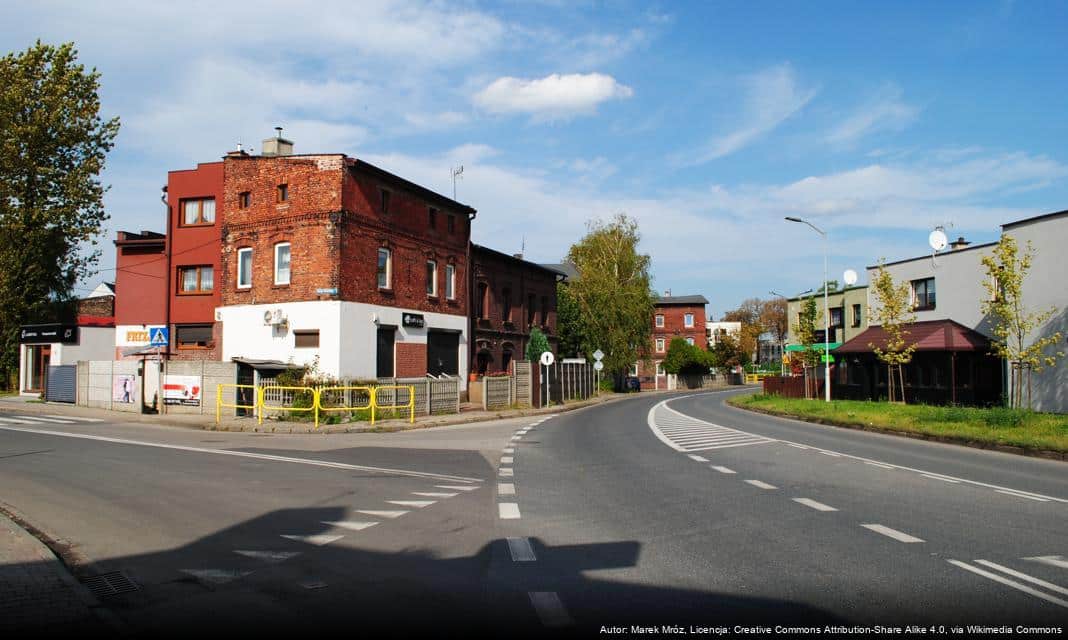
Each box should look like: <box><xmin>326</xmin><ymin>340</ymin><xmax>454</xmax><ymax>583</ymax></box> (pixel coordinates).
<box><xmin>149</xmin><ymin>327</ymin><xmax>169</xmax><ymax>347</ymax></box>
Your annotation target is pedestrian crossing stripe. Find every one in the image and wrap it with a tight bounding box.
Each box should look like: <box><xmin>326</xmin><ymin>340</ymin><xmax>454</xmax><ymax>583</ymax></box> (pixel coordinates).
<box><xmin>647</xmin><ymin>401</ymin><xmax>775</xmax><ymax>453</ymax></box>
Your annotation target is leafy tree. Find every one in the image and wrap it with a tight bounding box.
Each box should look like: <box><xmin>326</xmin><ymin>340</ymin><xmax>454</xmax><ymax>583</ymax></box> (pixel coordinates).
<box><xmin>662</xmin><ymin>337</ymin><xmax>708</xmax><ymax>375</ymax></box>
<box><xmin>525</xmin><ymin>326</ymin><xmax>551</xmax><ymax>363</ymax></box>
<box><xmin>761</xmin><ymin>297</ymin><xmax>788</xmax><ymax>368</ymax></box>
<box><xmin>980</xmin><ymin>234</ymin><xmax>1064</xmax><ymax>410</ymax></box>
<box><xmin>555</xmin><ymin>281</ymin><xmax>584</xmax><ymax>358</ymax></box>
<box><xmin>565</xmin><ymin>214</ymin><xmax>656</xmax><ymax>378</ymax></box>
<box><xmin>868</xmin><ymin>262</ymin><xmax>917</xmax><ymax>403</ymax></box>
<box><xmin>0</xmin><ymin>42</ymin><xmax>119</xmax><ymax>386</ymax></box>
<box><xmin>708</xmin><ymin>332</ymin><xmax>748</xmax><ymax>372</ymax></box>
<box><xmin>792</xmin><ymin>295</ymin><xmax>823</xmax><ymax>398</ymax></box>
<box><xmin>724</xmin><ymin>297</ymin><xmax>765</xmax><ymax>364</ymax></box>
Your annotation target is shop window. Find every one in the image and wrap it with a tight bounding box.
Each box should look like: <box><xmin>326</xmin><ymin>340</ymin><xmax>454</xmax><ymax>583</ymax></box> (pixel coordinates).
<box><xmin>176</xmin><ymin>324</ymin><xmax>213</xmax><ymax>350</ymax></box>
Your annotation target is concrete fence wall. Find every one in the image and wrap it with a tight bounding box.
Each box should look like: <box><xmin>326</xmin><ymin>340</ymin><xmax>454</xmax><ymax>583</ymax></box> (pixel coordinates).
<box><xmin>77</xmin><ymin>360</ymin><xmax>141</xmax><ymax>412</ymax></box>
<box><xmin>163</xmin><ymin>361</ymin><xmax>237</xmax><ymax>416</ymax></box>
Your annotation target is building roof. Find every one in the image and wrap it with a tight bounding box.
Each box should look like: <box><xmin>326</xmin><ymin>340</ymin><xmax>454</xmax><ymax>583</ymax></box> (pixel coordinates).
<box><xmin>538</xmin><ymin>262</ymin><xmax>579</xmax><ymax>280</ymax></box>
<box><xmin>656</xmin><ymin>295</ymin><xmax>709</xmax><ymax>305</ymax></box>
<box><xmin>1002</xmin><ymin>208</ymin><xmax>1068</xmax><ymax>230</ymax></box>
<box><xmin>115</xmin><ymin>230</ymin><xmax>166</xmax><ymax>246</ymax></box>
<box><xmin>786</xmin><ymin>285</ymin><xmax>867</xmax><ymax>302</ymax></box>
<box><xmin>865</xmin><ymin>242</ymin><xmax>997</xmax><ymax>270</ymax></box>
<box><xmin>834</xmin><ymin>319</ymin><xmax>991</xmax><ymax>354</ymax></box>
<box><xmin>351</xmin><ymin>159</ymin><xmax>477</xmax><ymax>216</ymax></box>
<box><xmin>85</xmin><ymin>282</ymin><xmax>116</xmax><ymax>298</ymax></box>
<box><xmin>472</xmin><ymin>244</ymin><xmax>569</xmax><ymax>278</ymax></box>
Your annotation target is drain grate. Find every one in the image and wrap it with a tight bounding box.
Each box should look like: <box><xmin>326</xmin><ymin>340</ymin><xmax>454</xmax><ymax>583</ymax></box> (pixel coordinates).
<box><xmin>83</xmin><ymin>571</ymin><xmax>139</xmax><ymax>597</ymax></box>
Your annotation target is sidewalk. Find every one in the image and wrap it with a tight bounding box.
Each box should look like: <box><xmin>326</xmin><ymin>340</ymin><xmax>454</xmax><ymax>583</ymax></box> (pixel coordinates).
<box><xmin>0</xmin><ymin>507</ymin><xmax>111</xmax><ymax>636</ymax></box>
<box><xmin>0</xmin><ymin>385</ymin><xmax>743</xmax><ymax>433</ymax></box>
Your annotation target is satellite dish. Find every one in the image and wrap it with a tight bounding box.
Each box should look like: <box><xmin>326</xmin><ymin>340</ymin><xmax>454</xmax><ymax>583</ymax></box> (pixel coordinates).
<box><xmin>843</xmin><ymin>269</ymin><xmax>858</xmax><ymax>286</ymax></box>
<box><xmin>929</xmin><ymin>228</ymin><xmax>948</xmax><ymax>252</ymax></box>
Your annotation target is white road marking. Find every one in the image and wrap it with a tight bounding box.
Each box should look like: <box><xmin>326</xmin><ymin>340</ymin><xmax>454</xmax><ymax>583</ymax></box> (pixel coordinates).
<box><xmin>710</xmin><ymin>466</ymin><xmax>736</xmax><ymax>474</ymax></box>
<box><xmin>386</xmin><ymin>500</ymin><xmax>435</xmax><ymax>508</ymax></box>
<box><xmin>647</xmin><ymin>401</ymin><xmax>774</xmax><ymax>452</ymax></box>
<box><xmin>501</xmin><ymin>456</ymin><xmax>514</xmax><ymax>464</ymax></box>
<box><xmin>529</xmin><ymin>591</ymin><xmax>573</xmax><ymax>627</ymax></box>
<box><xmin>744</xmin><ymin>480</ymin><xmax>777</xmax><ymax>490</ymax></box>
<box><xmin>299</xmin><ymin>580</ymin><xmax>328</xmax><ymax>590</ymax></box>
<box><xmin>499</xmin><ymin>468</ymin><xmax>514</xmax><ymax>477</ymax></box>
<box><xmin>788</xmin><ymin>443</ymin><xmax>809</xmax><ymax>449</ymax></box>
<box><xmin>503</xmin><ymin>447</ymin><xmax>515</xmax><ymax>454</ymax></box>
<box><xmin>688</xmin><ymin>454</ymin><xmax>708</xmax><ymax>462</ymax></box>
<box><xmin>322</xmin><ymin>520</ymin><xmax>378</xmax><ymax>532</ymax></box>
<box><xmin>996</xmin><ymin>490</ymin><xmax>1050</xmax><ymax>502</ymax></box>
<box><xmin>865</xmin><ymin>461</ymin><xmax>894</xmax><ymax>469</ymax></box>
<box><xmin>819</xmin><ymin>450</ymin><xmax>842</xmax><ymax>457</ymax></box>
<box><xmin>233</xmin><ymin>550</ymin><xmax>301</xmax><ymax>563</ymax></box>
<box><xmin>412</xmin><ymin>492</ymin><xmax>457</xmax><ymax>498</ymax></box>
<box><xmin>511</xmin><ymin>436</ymin><xmax>522</xmax><ymax>441</ymax></box>
<box><xmin>861</xmin><ymin>524</ymin><xmax>924</xmax><ymax>543</ymax></box>
<box><xmin>507</xmin><ymin>537</ymin><xmax>537</xmax><ymax>562</ymax></box>
<box><xmin>356</xmin><ymin>510</ymin><xmax>407</xmax><ymax>518</ymax></box>
<box><xmin>0</xmin><ymin>425</ymin><xmax>484</xmax><ymax>483</ymax></box>
<box><xmin>0</xmin><ymin>417</ymin><xmax>44</xmax><ymax>424</ymax></box>
<box><xmin>435</xmin><ymin>485</ymin><xmax>479</xmax><ymax>492</ymax></box>
<box><xmin>974</xmin><ymin>560</ymin><xmax>1068</xmax><ymax>597</ymax></box>
<box><xmin>922</xmin><ymin>474</ymin><xmax>960</xmax><ymax>484</ymax></box>
<box><xmin>793</xmin><ymin>498</ymin><xmax>838</xmax><ymax>512</ymax></box>
<box><xmin>280</xmin><ymin>534</ymin><xmax>344</xmax><ymax>546</ymax></box>
<box><xmin>8</xmin><ymin>415</ymin><xmax>75</xmax><ymax>424</ymax></box>
<box><xmin>498</xmin><ymin>483</ymin><xmax>516</xmax><ymax>495</ymax></box>
<box><xmin>181</xmin><ymin>569</ymin><xmax>251</xmax><ymax>584</ymax></box>
<box><xmin>498</xmin><ymin>503</ymin><xmax>521</xmax><ymax>519</ymax></box>
<box><xmin>1025</xmin><ymin>556</ymin><xmax>1068</xmax><ymax>570</ymax></box>
<box><xmin>949</xmin><ymin>560</ymin><xmax>1068</xmax><ymax>609</ymax></box>
<box><xmin>43</xmin><ymin>415</ymin><xmax>105</xmax><ymax>422</ymax></box>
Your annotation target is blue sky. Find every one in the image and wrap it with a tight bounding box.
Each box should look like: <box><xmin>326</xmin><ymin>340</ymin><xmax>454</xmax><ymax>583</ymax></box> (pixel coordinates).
<box><xmin>5</xmin><ymin>1</ymin><xmax>1067</xmax><ymax>318</ymax></box>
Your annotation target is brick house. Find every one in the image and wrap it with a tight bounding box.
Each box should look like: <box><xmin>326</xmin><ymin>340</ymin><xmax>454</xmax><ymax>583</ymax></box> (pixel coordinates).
<box><xmin>215</xmin><ymin>133</ymin><xmax>475</xmax><ymax>387</ymax></box>
<box><xmin>635</xmin><ymin>294</ymin><xmax>709</xmax><ymax>389</ymax></box>
<box><xmin>470</xmin><ymin>244</ymin><xmax>563</xmax><ymax>374</ymax></box>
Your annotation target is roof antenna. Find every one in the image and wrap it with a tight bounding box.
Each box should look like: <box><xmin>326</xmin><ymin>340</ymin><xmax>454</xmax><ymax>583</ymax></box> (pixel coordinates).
<box><xmin>451</xmin><ymin>165</ymin><xmax>464</xmax><ymax>200</ymax></box>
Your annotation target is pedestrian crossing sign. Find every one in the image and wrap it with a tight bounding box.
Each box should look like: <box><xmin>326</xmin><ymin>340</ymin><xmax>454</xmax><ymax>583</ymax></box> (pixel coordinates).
<box><xmin>149</xmin><ymin>327</ymin><xmax>169</xmax><ymax>347</ymax></box>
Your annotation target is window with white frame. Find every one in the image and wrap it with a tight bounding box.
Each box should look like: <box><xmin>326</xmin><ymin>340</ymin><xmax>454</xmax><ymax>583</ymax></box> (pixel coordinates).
<box><xmin>237</xmin><ymin>248</ymin><xmax>252</xmax><ymax>288</ymax></box>
<box><xmin>684</xmin><ymin>313</ymin><xmax>694</xmax><ymax>328</ymax></box>
<box><xmin>655</xmin><ymin>314</ymin><xmax>664</xmax><ymax>328</ymax></box>
<box><xmin>630</xmin><ymin>362</ymin><xmax>639</xmax><ymax>376</ymax></box>
<box><xmin>426</xmin><ymin>260</ymin><xmax>437</xmax><ymax>297</ymax></box>
<box><xmin>377</xmin><ymin>248</ymin><xmax>391</xmax><ymax>289</ymax></box>
<box><xmin>655</xmin><ymin>337</ymin><xmax>665</xmax><ymax>352</ymax></box>
<box><xmin>445</xmin><ymin>264</ymin><xmax>455</xmax><ymax>299</ymax></box>
<box><xmin>274</xmin><ymin>243</ymin><xmax>291</xmax><ymax>285</ymax></box>
<box><xmin>686</xmin><ymin>337</ymin><xmax>695</xmax><ymax>346</ymax></box>
<box><xmin>656</xmin><ymin>361</ymin><xmax>665</xmax><ymax>376</ymax></box>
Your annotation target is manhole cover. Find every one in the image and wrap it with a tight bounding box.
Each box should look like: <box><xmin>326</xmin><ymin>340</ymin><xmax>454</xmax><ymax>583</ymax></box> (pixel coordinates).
<box><xmin>83</xmin><ymin>571</ymin><xmax>139</xmax><ymax>597</ymax></box>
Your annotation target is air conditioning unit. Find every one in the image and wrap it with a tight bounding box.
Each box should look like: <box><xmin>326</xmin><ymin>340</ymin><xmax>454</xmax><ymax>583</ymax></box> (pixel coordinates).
<box><xmin>263</xmin><ymin>309</ymin><xmax>287</xmax><ymax>326</ymax></box>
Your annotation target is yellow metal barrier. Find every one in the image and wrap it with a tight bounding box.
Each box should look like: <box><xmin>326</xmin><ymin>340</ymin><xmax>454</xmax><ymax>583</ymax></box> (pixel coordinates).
<box><xmin>745</xmin><ymin>373</ymin><xmax>776</xmax><ymax>384</ymax></box>
<box><xmin>372</xmin><ymin>385</ymin><xmax>416</xmax><ymax>425</ymax></box>
<box><xmin>216</xmin><ymin>384</ymin><xmax>261</xmax><ymax>424</ymax></box>
<box><xmin>317</xmin><ymin>386</ymin><xmax>374</xmax><ymax>424</ymax></box>
<box><xmin>259</xmin><ymin>386</ymin><xmax>320</xmax><ymax>427</ymax></box>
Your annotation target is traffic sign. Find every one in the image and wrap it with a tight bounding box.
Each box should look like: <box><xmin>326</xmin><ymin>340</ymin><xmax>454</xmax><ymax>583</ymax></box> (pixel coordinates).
<box><xmin>593</xmin><ymin>361</ymin><xmax>604</xmax><ymax>372</ymax></box>
<box><xmin>592</xmin><ymin>349</ymin><xmax>604</xmax><ymax>361</ymax></box>
<box><xmin>149</xmin><ymin>327</ymin><xmax>169</xmax><ymax>347</ymax></box>
<box><xmin>539</xmin><ymin>351</ymin><xmax>555</xmax><ymax>367</ymax></box>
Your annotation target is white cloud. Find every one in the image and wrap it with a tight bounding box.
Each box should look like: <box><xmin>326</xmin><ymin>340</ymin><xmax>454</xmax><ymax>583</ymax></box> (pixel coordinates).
<box><xmin>472</xmin><ymin>73</ymin><xmax>633</xmax><ymax>121</ymax></box>
<box><xmin>680</xmin><ymin>64</ymin><xmax>818</xmax><ymax>165</ymax></box>
<box><xmin>827</xmin><ymin>84</ymin><xmax>920</xmax><ymax>145</ymax></box>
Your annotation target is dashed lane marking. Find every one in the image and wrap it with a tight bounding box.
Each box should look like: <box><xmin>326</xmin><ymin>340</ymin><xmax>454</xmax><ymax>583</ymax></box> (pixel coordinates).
<box><xmin>688</xmin><ymin>454</ymin><xmax>708</xmax><ymax>462</ymax></box>
<box><xmin>792</xmin><ymin>498</ymin><xmax>838</xmax><ymax>512</ymax></box>
<box><xmin>387</xmin><ymin>500</ymin><xmax>434</xmax><ymax>508</ymax></box>
<box><xmin>499</xmin><ymin>468</ymin><xmax>514</xmax><ymax>477</ymax></box>
<box><xmin>499</xmin><ymin>503</ymin><xmax>521</xmax><ymax>519</ymax></box>
<box><xmin>949</xmin><ymin>560</ymin><xmax>1068</xmax><ymax>609</ymax></box>
<box><xmin>501</xmin><ymin>456</ymin><xmax>514</xmax><ymax>464</ymax></box>
<box><xmin>710</xmin><ymin>466</ymin><xmax>736</xmax><ymax>474</ymax></box>
<box><xmin>529</xmin><ymin>591</ymin><xmax>573</xmax><ymax>627</ymax></box>
<box><xmin>321</xmin><ymin>520</ymin><xmax>378</xmax><ymax>532</ymax></box>
<box><xmin>498</xmin><ymin>483</ymin><xmax>516</xmax><ymax>496</ymax></box>
<box><xmin>280</xmin><ymin>534</ymin><xmax>344</xmax><ymax>546</ymax></box>
<box><xmin>43</xmin><ymin>415</ymin><xmax>105</xmax><ymax>422</ymax></box>
<box><xmin>744</xmin><ymin>479</ymin><xmax>777</xmax><ymax>490</ymax></box>
<box><xmin>357</xmin><ymin>510</ymin><xmax>407</xmax><ymax>519</ymax></box>
<box><xmin>861</xmin><ymin>524</ymin><xmax>924</xmax><ymax>543</ymax></box>
<box><xmin>507</xmin><ymin>537</ymin><xmax>537</xmax><ymax>562</ymax></box>
<box><xmin>412</xmin><ymin>492</ymin><xmax>458</xmax><ymax>498</ymax></box>
<box><xmin>6</xmin><ymin>415</ymin><xmax>75</xmax><ymax>424</ymax></box>
<box><xmin>503</xmin><ymin>447</ymin><xmax>515</xmax><ymax>454</ymax></box>
<box><xmin>435</xmin><ymin>485</ymin><xmax>478</xmax><ymax>492</ymax></box>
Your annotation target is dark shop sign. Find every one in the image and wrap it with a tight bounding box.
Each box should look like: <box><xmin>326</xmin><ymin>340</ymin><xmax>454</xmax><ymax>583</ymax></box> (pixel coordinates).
<box><xmin>19</xmin><ymin>324</ymin><xmax>79</xmax><ymax>344</ymax></box>
<box><xmin>402</xmin><ymin>313</ymin><xmax>426</xmax><ymax>328</ymax></box>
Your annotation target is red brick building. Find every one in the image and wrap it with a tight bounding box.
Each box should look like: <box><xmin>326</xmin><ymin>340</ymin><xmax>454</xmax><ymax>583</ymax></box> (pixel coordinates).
<box><xmin>470</xmin><ymin>244</ymin><xmax>563</xmax><ymax>374</ymax></box>
<box><xmin>113</xmin><ymin>231</ymin><xmax>167</xmax><ymax>358</ymax></box>
<box><xmin>635</xmin><ymin>294</ymin><xmax>708</xmax><ymax>389</ymax></box>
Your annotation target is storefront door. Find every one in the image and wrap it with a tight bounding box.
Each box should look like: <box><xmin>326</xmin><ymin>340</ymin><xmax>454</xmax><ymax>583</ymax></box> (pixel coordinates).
<box><xmin>376</xmin><ymin>327</ymin><xmax>396</xmax><ymax>378</ymax></box>
<box><xmin>25</xmin><ymin>345</ymin><xmax>51</xmax><ymax>392</ymax></box>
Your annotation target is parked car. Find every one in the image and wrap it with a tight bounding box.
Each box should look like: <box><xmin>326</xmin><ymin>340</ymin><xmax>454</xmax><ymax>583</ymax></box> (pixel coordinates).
<box><xmin>624</xmin><ymin>376</ymin><xmax>641</xmax><ymax>392</ymax></box>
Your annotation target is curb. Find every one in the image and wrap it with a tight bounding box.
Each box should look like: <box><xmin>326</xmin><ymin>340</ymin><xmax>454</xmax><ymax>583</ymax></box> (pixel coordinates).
<box><xmin>726</xmin><ymin>399</ymin><xmax>1068</xmax><ymax>462</ymax></box>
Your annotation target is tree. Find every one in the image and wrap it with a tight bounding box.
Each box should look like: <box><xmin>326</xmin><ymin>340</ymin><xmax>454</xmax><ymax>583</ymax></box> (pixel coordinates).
<box><xmin>980</xmin><ymin>234</ymin><xmax>1064</xmax><ymax>410</ymax></box>
<box><xmin>555</xmin><ymin>281</ymin><xmax>584</xmax><ymax>358</ymax></box>
<box><xmin>0</xmin><ymin>42</ymin><xmax>119</xmax><ymax>386</ymax></box>
<box><xmin>662</xmin><ymin>337</ymin><xmax>707</xmax><ymax>375</ymax></box>
<box><xmin>761</xmin><ymin>297</ymin><xmax>788</xmax><ymax>367</ymax></box>
<box><xmin>868</xmin><ymin>262</ymin><xmax>917</xmax><ymax>403</ymax></box>
<box><xmin>708</xmin><ymin>332</ymin><xmax>746</xmax><ymax>372</ymax></box>
<box><xmin>791</xmin><ymin>295</ymin><xmax>822</xmax><ymax>398</ymax></box>
<box><xmin>724</xmin><ymin>298</ymin><xmax>765</xmax><ymax>364</ymax></box>
<box><xmin>565</xmin><ymin>214</ymin><xmax>656</xmax><ymax>378</ymax></box>
<box><xmin>525</xmin><ymin>326</ymin><xmax>551</xmax><ymax>363</ymax></box>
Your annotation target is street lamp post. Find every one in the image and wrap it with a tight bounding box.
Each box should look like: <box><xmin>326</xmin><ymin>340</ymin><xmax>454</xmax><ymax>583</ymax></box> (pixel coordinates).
<box><xmin>785</xmin><ymin>217</ymin><xmax>831</xmax><ymax>402</ymax></box>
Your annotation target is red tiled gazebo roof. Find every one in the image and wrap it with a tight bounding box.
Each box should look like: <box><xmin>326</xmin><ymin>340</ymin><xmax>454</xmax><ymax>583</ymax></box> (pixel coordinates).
<box><xmin>834</xmin><ymin>319</ymin><xmax>991</xmax><ymax>354</ymax></box>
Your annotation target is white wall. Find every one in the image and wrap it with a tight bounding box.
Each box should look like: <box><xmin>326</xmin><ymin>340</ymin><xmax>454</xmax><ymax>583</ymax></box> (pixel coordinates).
<box><xmin>55</xmin><ymin>327</ymin><xmax>116</xmax><ymax>364</ymax></box>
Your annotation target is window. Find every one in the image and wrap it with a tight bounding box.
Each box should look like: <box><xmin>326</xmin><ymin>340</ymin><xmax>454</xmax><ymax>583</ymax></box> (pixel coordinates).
<box><xmin>380</xmin><ymin>189</ymin><xmax>391</xmax><ymax>214</ymax></box>
<box><xmin>656</xmin><ymin>361</ymin><xmax>665</xmax><ymax>376</ymax></box>
<box><xmin>426</xmin><ymin>260</ymin><xmax>437</xmax><ymax>297</ymax></box>
<box><xmin>655</xmin><ymin>337</ymin><xmax>665</xmax><ymax>352</ymax></box>
<box><xmin>274</xmin><ymin>243</ymin><xmax>291</xmax><ymax>285</ymax></box>
<box><xmin>178</xmin><ymin>266</ymin><xmax>213</xmax><ymax>294</ymax></box>
<box><xmin>912</xmin><ymin>277</ymin><xmax>936</xmax><ymax>310</ymax></box>
<box><xmin>428</xmin><ymin>207</ymin><xmax>437</xmax><ymax>229</ymax></box>
<box><xmin>445</xmin><ymin>264</ymin><xmax>456</xmax><ymax>300</ymax></box>
<box><xmin>851</xmin><ymin>304</ymin><xmax>862</xmax><ymax>327</ymax></box>
<box><xmin>684</xmin><ymin>313</ymin><xmax>694</xmax><ymax>328</ymax></box>
<box><xmin>294</xmin><ymin>330</ymin><xmax>320</xmax><ymax>348</ymax></box>
<box><xmin>237</xmin><ymin>248</ymin><xmax>252</xmax><ymax>289</ymax></box>
<box><xmin>502</xmin><ymin>287</ymin><xmax>512</xmax><ymax>322</ymax></box>
<box><xmin>527</xmin><ymin>294</ymin><xmax>537</xmax><ymax>325</ymax></box>
<box><xmin>686</xmin><ymin>337</ymin><xmax>695</xmax><ymax>346</ymax></box>
<box><xmin>238</xmin><ymin>191</ymin><xmax>250</xmax><ymax>209</ymax></box>
<box><xmin>447</xmin><ymin>214</ymin><xmax>455</xmax><ymax>233</ymax></box>
<box><xmin>175</xmin><ymin>324</ymin><xmax>213</xmax><ymax>350</ymax></box>
<box><xmin>277</xmin><ymin>184</ymin><xmax>288</xmax><ymax>203</ymax></box>
<box><xmin>477</xmin><ymin>282</ymin><xmax>488</xmax><ymax>319</ymax></box>
<box><xmin>830</xmin><ymin>307</ymin><xmax>844</xmax><ymax>328</ymax></box>
<box><xmin>630</xmin><ymin>362</ymin><xmax>639</xmax><ymax>377</ymax></box>
<box><xmin>377</xmin><ymin>248</ymin><xmax>391</xmax><ymax>289</ymax></box>
<box><xmin>655</xmin><ymin>314</ymin><xmax>665</xmax><ymax>328</ymax></box>
<box><xmin>181</xmin><ymin>198</ymin><xmax>215</xmax><ymax>226</ymax></box>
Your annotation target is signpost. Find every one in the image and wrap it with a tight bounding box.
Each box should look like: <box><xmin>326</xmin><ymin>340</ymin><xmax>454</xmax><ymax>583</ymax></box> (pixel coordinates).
<box><xmin>592</xmin><ymin>349</ymin><xmax>604</xmax><ymax>395</ymax></box>
<box><xmin>539</xmin><ymin>351</ymin><xmax>554</xmax><ymax>407</ymax></box>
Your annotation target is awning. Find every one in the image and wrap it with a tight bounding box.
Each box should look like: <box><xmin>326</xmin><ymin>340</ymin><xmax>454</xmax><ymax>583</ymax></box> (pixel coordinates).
<box><xmin>834</xmin><ymin>320</ymin><xmax>991</xmax><ymax>354</ymax></box>
<box><xmin>785</xmin><ymin>343</ymin><xmax>841</xmax><ymax>352</ymax></box>
<box><xmin>231</xmin><ymin>357</ymin><xmax>298</xmax><ymax>371</ymax></box>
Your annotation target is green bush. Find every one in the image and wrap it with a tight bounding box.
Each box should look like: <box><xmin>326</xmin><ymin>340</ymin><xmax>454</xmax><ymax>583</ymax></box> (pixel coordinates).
<box><xmin>982</xmin><ymin>407</ymin><xmax>1028</xmax><ymax>429</ymax></box>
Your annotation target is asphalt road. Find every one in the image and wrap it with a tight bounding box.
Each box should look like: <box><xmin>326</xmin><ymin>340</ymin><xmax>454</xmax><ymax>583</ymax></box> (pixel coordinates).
<box><xmin>1</xmin><ymin>393</ymin><xmax>1065</xmax><ymax>636</ymax></box>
